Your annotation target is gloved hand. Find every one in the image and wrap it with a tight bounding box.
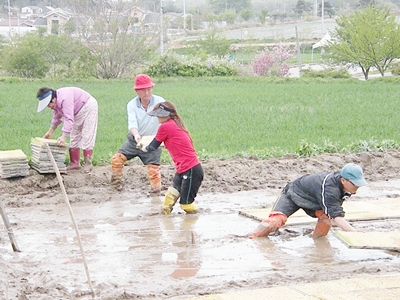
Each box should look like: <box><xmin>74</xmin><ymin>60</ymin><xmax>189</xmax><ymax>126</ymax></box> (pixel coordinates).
<box><xmin>134</xmin><ymin>134</ymin><xmax>141</xmax><ymax>143</ymax></box>
<box><xmin>136</xmin><ymin>142</ymin><xmax>149</xmax><ymax>152</ymax></box>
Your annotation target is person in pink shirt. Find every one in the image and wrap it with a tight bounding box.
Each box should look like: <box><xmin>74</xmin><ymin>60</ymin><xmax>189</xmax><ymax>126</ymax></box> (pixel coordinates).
<box><xmin>141</xmin><ymin>102</ymin><xmax>204</xmax><ymax>214</ymax></box>
<box><xmin>36</xmin><ymin>87</ymin><xmax>98</xmax><ymax>173</ymax></box>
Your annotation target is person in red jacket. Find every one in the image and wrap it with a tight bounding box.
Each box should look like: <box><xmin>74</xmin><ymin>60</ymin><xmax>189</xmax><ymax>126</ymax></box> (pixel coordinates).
<box><xmin>140</xmin><ymin>102</ymin><xmax>203</xmax><ymax>214</ymax></box>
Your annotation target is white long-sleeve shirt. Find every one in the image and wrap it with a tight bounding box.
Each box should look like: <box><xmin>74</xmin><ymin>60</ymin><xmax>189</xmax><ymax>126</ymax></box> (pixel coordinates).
<box><xmin>127</xmin><ymin>95</ymin><xmax>165</xmax><ymax>136</ymax></box>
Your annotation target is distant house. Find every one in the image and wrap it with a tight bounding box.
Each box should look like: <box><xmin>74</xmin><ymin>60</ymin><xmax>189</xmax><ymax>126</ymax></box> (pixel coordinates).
<box><xmin>31</xmin><ymin>7</ymin><xmax>92</xmax><ymax>37</ymax></box>
<box><xmin>67</xmin><ymin>16</ymin><xmax>94</xmax><ymax>37</ymax></box>
<box><xmin>40</xmin><ymin>7</ymin><xmax>73</xmax><ymax>35</ymax></box>
<box><xmin>20</xmin><ymin>6</ymin><xmax>43</xmax><ymax>19</ymax></box>
<box><xmin>0</xmin><ymin>5</ymin><xmax>163</xmax><ymax>39</ymax></box>
<box><xmin>144</xmin><ymin>12</ymin><xmax>161</xmax><ymax>33</ymax></box>
<box><xmin>164</xmin><ymin>12</ymin><xmax>184</xmax><ymax>30</ymax></box>
<box><xmin>126</xmin><ymin>6</ymin><xmax>158</xmax><ymax>34</ymax></box>
<box><xmin>128</xmin><ymin>6</ymin><xmax>147</xmax><ymax>23</ymax></box>
<box><xmin>0</xmin><ymin>18</ymin><xmax>37</xmax><ymax>38</ymax></box>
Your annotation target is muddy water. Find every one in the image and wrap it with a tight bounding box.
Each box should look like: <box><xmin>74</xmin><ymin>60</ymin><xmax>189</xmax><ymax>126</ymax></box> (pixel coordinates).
<box><xmin>1</xmin><ymin>180</ymin><xmax>400</xmax><ymax>299</ymax></box>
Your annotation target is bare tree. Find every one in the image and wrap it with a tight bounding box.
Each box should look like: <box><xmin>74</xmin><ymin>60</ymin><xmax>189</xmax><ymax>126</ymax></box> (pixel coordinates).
<box><xmin>64</xmin><ymin>0</ymin><xmax>159</xmax><ymax>78</ymax></box>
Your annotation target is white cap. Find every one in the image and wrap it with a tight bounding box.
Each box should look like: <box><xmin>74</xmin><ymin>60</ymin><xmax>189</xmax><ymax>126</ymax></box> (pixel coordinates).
<box><xmin>37</xmin><ymin>91</ymin><xmax>53</xmax><ymax>113</ymax></box>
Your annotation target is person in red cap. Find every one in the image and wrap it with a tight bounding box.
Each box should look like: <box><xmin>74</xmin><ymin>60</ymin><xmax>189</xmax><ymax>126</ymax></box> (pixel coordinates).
<box><xmin>110</xmin><ymin>74</ymin><xmax>165</xmax><ymax>193</ymax></box>
<box><xmin>36</xmin><ymin>87</ymin><xmax>98</xmax><ymax>173</ymax></box>
<box><xmin>249</xmin><ymin>163</ymin><xmax>368</xmax><ymax>239</ymax></box>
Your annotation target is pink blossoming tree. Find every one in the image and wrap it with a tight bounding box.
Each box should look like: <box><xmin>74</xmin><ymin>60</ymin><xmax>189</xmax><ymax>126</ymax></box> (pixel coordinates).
<box><xmin>252</xmin><ymin>43</ymin><xmax>295</xmax><ymax>77</ymax></box>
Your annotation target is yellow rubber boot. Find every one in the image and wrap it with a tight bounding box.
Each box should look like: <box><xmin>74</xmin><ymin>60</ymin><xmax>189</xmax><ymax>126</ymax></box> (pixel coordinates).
<box><xmin>161</xmin><ymin>187</ymin><xmax>180</xmax><ymax>215</ymax></box>
<box><xmin>147</xmin><ymin>164</ymin><xmax>161</xmax><ymax>194</ymax></box>
<box><xmin>180</xmin><ymin>203</ymin><xmax>198</xmax><ymax>214</ymax></box>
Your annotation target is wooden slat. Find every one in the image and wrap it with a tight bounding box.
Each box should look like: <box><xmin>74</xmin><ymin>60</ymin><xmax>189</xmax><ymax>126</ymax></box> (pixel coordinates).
<box><xmin>333</xmin><ymin>230</ymin><xmax>400</xmax><ymax>250</ymax></box>
<box><xmin>239</xmin><ymin>199</ymin><xmax>400</xmax><ymax>225</ymax></box>
<box><xmin>0</xmin><ymin>149</ymin><xmax>27</xmax><ymax>161</ymax></box>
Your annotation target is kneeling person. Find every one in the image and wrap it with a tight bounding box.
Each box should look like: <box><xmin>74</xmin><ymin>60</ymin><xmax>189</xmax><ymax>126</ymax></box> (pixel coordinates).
<box><xmin>249</xmin><ymin>163</ymin><xmax>368</xmax><ymax>239</ymax></box>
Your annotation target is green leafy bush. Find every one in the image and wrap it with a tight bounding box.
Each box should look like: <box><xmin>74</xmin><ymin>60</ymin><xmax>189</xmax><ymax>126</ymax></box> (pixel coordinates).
<box><xmin>145</xmin><ymin>54</ymin><xmax>238</xmax><ymax>77</ymax></box>
<box><xmin>390</xmin><ymin>61</ymin><xmax>400</xmax><ymax>76</ymax></box>
<box><xmin>346</xmin><ymin>139</ymin><xmax>399</xmax><ymax>153</ymax></box>
<box><xmin>295</xmin><ymin>139</ymin><xmax>341</xmax><ymax>157</ymax></box>
<box><xmin>301</xmin><ymin>68</ymin><xmax>351</xmax><ymax>79</ymax></box>
<box><xmin>296</xmin><ymin>138</ymin><xmax>400</xmax><ymax>157</ymax></box>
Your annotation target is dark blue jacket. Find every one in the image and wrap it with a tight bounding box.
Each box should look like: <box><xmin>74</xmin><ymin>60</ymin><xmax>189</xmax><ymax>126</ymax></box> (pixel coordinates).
<box><xmin>291</xmin><ymin>171</ymin><xmax>351</xmax><ymax>219</ymax></box>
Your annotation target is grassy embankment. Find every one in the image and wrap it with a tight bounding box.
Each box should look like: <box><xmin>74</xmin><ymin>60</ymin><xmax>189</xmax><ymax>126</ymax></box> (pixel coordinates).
<box><xmin>0</xmin><ymin>76</ymin><xmax>399</xmax><ymax>165</ymax></box>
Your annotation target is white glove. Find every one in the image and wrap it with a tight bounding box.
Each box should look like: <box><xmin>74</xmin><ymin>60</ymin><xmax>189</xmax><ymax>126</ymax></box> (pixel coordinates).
<box><xmin>134</xmin><ymin>134</ymin><xmax>141</xmax><ymax>143</ymax></box>
<box><xmin>141</xmin><ymin>146</ymin><xmax>148</xmax><ymax>152</ymax></box>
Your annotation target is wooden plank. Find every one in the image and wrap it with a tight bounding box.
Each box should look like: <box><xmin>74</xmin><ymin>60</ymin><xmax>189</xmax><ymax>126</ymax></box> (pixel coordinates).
<box><xmin>139</xmin><ymin>135</ymin><xmax>154</xmax><ymax>147</ymax></box>
<box><xmin>0</xmin><ymin>150</ymin><xmax>30</xmax><ymax>178</ymax></box>
<box><xmin>239</xmin><ymin>208</ymin><xmax>316</xmax><ymax>225</ymax></box>
<box><xmin>137</xmin><ymin>135</ymin><xmax>164</xmax><ymax>148</ymax></box>
<box><xmin>333</xmin><ymin>230</ymin><xmax>400</xmax><ymax>251</ymax></box>
<box><xmin>239</xmin><ymin>199</ymin><xmax>400</xmax><ymax>225</ymax></box>
<box><xmin>0</xmin><ymin>149</ymin><xmax>27</xmax><ymax>161</ymax></box>
<box><xmin>31</xmin><ymin>137</ymin><xmax>70</xmax><ymax>147</ymax></box>
<box><xmin>30</xmin><ymin>137</ymin><xmax>68</xmax><ymax>174</ymax></box>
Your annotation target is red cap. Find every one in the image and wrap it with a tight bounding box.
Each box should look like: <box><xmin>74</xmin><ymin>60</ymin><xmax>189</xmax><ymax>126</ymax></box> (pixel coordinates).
<box><xmin>134</xmin><ymin>74</ymin><xmax>155</xmax><ymax>90</ymax></box>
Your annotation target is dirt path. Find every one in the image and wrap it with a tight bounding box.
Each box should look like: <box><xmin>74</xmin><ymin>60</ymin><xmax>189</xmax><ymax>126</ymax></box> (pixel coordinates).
<box><xmin>1</xmin><ymin>151</ymin><xmax>400</xmax><ymax>299</ymax></box>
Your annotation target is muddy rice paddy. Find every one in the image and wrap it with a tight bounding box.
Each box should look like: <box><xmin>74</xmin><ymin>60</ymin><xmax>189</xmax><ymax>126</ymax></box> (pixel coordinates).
<box><xmin>1</xmin><ymin>151</ymin><xmax>400</xmax><ymax>299</ymax></box>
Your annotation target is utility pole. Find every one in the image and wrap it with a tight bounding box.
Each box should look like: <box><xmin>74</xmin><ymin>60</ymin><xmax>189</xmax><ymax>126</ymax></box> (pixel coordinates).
<box><xmin>160</xmin><ymin>0</ymin><xmax>164</xmax><ymax>56</ymax></box>
<box><xmin>295</xmin><ymin>25</ymin><xmax>302</xmax><ymax>73</ymax></box>
<box><xmin>183</xmin><ymin>0</ymin><xmax>186</xmax><ymax>31</ymax></box>
<box><xmin>8</xmin><ymin>0</ymin><xmax>11</xmax><ymax>34</ymax></box>
<box><xmin>321</xmin><ymin>0</ymin><xmax>325</xmax><ymax>34</ymax></box>
<box><xmin>314</xmin><ymin>0</ymin><xmax>317</xmax><ymax>17</ymax></box>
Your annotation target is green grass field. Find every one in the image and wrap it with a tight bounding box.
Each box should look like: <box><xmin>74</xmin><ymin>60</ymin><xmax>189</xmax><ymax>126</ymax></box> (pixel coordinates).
<box><xmin>1</xmin><ymin>76</ymin><xmax>399</xmax><ymax>165</ymax></box>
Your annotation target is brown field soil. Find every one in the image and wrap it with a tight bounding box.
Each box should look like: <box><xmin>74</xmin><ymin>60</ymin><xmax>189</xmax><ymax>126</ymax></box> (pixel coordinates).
<box><xmin>1</xmin><ymin>151</ymin><xmax>400</xmax><ymax>299</ymax></box>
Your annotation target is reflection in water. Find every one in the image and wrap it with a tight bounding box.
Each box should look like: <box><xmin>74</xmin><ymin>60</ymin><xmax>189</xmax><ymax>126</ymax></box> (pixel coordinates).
<box><xmin>157</xmin><ymin>215</ymin><xmax>202</xmax><ymax>278</ymax></box>
<box><xmin>311</xmin><ymin>236</ymin><xmax>336</xmax><ymax>263</ymax></box>
<box><xmin>149</xmin><ymin>195</ymin><xmax>162</xmax><ymax>205</ymax></box>
<box><xmin>253</xmin><ymin>237</ymin><xmax>285</xmax><ymax>269</ymax></box>
<box><xmin>170</xmin><ymin>247</ymin><xmax>201</xmax><ymax>279</ymax></box>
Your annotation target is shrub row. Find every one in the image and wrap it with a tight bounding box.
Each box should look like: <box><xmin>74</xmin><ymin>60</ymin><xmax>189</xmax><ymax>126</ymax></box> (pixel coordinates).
<box><xmin>145</xmin><ymin>54</ymin><xmax>238</xmax><ymax>77</ymax></box>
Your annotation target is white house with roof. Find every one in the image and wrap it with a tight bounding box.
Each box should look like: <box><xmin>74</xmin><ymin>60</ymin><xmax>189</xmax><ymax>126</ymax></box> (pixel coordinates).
<box><xmin>40</xmin><ymin>7</ymin><xmax>73</xmax><ymax>35</ymax></box>
<box><xmin>0</xmin><ymin>5</ymin><xmax>165</xmax><ymax>39</ymax></box>
<box><xmin>0</xmin><ymin>18</ymin><xmax>37</xmax><ymax>39</ymax></box>
<box><xmin>20</xmin><ymin>6</ymin><xmax>43</xmax><ymax>19</ymax></box>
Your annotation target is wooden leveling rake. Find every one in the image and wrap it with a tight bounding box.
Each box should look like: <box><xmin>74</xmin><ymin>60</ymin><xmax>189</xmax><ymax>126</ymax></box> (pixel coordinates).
<box><xmin>46</xmin><ymin>143</ymin><xmax>95</xmax><ymax>298</ymax></box>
